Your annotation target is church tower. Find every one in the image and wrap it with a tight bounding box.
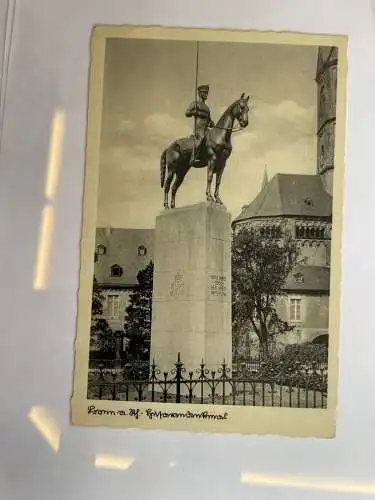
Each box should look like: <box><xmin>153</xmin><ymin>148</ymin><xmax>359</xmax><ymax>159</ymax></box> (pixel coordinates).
<box><xmin>315</xmin><ymin>46</ymin><xmax>338</xmax><ymax>196</ymax></box>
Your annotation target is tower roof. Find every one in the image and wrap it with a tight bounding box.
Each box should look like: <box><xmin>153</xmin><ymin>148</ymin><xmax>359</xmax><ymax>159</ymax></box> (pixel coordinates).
<box><xmin>233</xmin><ymin>173</ymin><xmax>332</xmax><ymax>223</ymax></box>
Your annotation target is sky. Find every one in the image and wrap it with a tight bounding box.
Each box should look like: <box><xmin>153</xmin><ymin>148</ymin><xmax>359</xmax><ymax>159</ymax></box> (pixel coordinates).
<box><xmin>96</xmin><ymin>37</ymin><xmax>319</xmax><ymax>228</ymax></box>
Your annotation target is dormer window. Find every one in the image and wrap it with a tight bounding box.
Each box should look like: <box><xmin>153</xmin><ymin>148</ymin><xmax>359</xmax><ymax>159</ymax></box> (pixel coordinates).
<box><xmin>110</xmin><ymin>264</ymin><xmax>123</xmax><ymax>277</ymax></box>
<box><xmin>97</xmin><ymin>244</ymin><xmax>106</xmax><ymax>256</ymax></box>
<box><xmin>294</xmin><ymin>272</ymin><xmax>304</xmax><ymax>283</ymax></box>
<box><xmin>304</xmin><ymin>197</ymin><xmax>314</xmax><ymax>206</ymax></box>
<box><xmin>138</xmin><ymin>245</ymin><xmax>147</xmax><ymax>257</ymax></box>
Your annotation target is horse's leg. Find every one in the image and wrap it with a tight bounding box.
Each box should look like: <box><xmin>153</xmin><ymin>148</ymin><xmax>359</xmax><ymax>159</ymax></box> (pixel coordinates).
<box><xmin>171</xmin><ymin>161</ymin><xmax>189</xmax><ymax>209</ymax></box>
<box><xmin>206</xmin><ymin>155</ymin><xmax>215</xmax><ymax>202</ymax></box>
<box><xmin>164</xmin><ymin>168</ymin><xmax>174</xmax><ymax>209</ymax></box>
<box><xmin>214</xmin><ymin>159</ymin><xmax>226</xmax><ymax>205</ymax></box>
<box><xmin>164</xmin><ymin>151</ymin><xmax>179</xmax><ymax>209</ymax></box>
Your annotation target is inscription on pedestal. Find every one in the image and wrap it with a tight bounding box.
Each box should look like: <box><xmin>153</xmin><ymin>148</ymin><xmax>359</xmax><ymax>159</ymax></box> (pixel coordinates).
<box><xmin>170</xmin><ymin>271</ymin><xmax>185</xmax><ymax>297</ymax></box>
<box><xmin>209</xmin><ymin>274</ymin><xmax>227</xmax><ymax>297</ymax></box>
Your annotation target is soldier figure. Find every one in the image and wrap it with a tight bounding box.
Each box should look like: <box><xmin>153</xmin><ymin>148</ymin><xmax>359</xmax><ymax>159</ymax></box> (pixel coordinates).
<box><xmin>185</xmin><ymin>84</ymin><xmax>215</xmax><ymax>166</ymax></box>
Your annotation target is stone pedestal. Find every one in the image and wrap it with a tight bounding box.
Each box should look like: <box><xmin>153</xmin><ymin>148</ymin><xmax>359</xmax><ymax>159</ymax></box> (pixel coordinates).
<box><xmin>150</xmin><ymin>202</ymin><xmax>232</xmax><ymax>398</ymax></box>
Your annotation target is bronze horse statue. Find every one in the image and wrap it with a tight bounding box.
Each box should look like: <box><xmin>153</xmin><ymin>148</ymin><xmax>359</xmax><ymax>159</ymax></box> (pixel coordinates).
<box><xmin>160</xmin><ymin>93</ymin><xmax>250</xmax><ymax>209</ymax></box>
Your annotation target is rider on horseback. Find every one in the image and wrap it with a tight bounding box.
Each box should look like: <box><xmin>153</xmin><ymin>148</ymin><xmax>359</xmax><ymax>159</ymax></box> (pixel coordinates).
<box><xmin>185</xmin><ymin>84</ymin><xmax>215</xmax><ymax>166</ymax></box>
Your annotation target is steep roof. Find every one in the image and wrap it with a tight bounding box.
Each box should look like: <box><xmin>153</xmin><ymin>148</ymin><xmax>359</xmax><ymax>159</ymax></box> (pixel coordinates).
<box><xmin>94</xmin><ymin>227</ymin><xmax>154</xmax><ymax>287</ymax></box>
<box><xmin>283</xmin><ymin>264</ymin><xmax>330</xmax><ymax>293</ymax></box>
<box><xmin>233</xmin><ymin>173</ymin><xmax>332</xmax><ymax>223</ymax></box>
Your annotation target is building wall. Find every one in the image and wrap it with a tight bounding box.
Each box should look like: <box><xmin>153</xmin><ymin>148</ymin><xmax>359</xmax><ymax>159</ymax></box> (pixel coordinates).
<box><xmin>297</xmin><ymin>240</ymin><xmax>330</xmax><ymax>266</ymax></box>
<box><xmin>95</xmin><ymin>227</ymin><xmax>154</xmax><ymax>287</ymax></box>
<box><xmin>316</xmin><ymin>47</ymin><xmax>338</xmax><ymax>196</ymax></box>
<box><xmin>101</xmin><ymin>288</ymin><xmax>132</xmax><ymax>332</ymax></box>
<box><xmin>233</xmin><ymin>217</ymin><xmax>331</xmax><ymax>267</ymax></box>
<box><xmin>92</xmin><ymin>227</ymin><xmax>154</xmax><ymax>352</ymax></box>
<box><xmin>320</xmin><ymin>168</ymin><xmax>334</xmax><ymax>197</ymax></box>
<box><xmin>317</xmin><ymin>120</ymin><xmax>335</xmax><ymax>194</ymax></box>
<box><xmin>276</xmin><ymin>293</ymin><xmax>329</xmax><ymax>344</ymax></box>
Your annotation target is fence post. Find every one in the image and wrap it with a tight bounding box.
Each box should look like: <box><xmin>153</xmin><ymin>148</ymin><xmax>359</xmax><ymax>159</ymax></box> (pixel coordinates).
<box><xmin>175</xmin><ymin>352</ymin><xmax>183</xmax><ymax>403</ymax></box>
<box><xmin>98</xmin><ymin>363</ymin><xmax>104</xmax><ymax>400</ymax></box>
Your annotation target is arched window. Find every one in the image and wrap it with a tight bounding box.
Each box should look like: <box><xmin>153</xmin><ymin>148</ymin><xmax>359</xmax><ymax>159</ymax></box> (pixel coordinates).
<box><xmin>110</xmin><ymin>264</ymin><xmax>123</xmax><ymax>277</ymax></box>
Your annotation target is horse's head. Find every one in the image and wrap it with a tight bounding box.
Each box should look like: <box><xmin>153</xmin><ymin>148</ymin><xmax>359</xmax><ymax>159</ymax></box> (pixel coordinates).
<box><xmin>233</xmin><ymin>93</ymin><xmax>251</xmax><ymax>128</ymax></box>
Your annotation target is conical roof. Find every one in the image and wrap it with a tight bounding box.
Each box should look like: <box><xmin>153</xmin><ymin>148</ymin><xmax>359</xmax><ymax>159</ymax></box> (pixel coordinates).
<box><xmin>233</xmin><ymin>173</ymin><xmax>332</xmax><ymax>223</ymax></box>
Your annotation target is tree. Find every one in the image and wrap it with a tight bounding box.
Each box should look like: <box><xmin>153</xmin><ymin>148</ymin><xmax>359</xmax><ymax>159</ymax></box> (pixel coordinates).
<box><xmin>232</xmin><ymin>226</ymin><xmax>298</xmax><ymax>357</ymax></box>
<box><xmin>90</xmin><ymin>276</ymin><xmax>113</xmax><ymax>351</ymax></box>
<box><xmin>124</xmin><ymin>261</ymin><xmax>154</xmax><ymax>361</ymax></box>
<box><xmin>92</xmin><ymin>276</ymin><xmax>104</xmax><ymax>319</ymax></box>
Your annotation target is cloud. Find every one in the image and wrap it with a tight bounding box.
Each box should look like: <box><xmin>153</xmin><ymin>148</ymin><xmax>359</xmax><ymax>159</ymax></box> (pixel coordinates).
<box><xmin>232</xmin><ymin>100</ymin><xmax>315</xmax><ymax>158</ymax></box>
<box><xmin>143</xmin><ymin>113</ymin><xmax>191</xmax><ymax>144</ymax></box>
<box><xmin>102</xmin><ymin>112</ymin><xmax>193</xmax><ymax>154</ymax></box>
<box><xmin>116</xmin><ymin>118</ymin><xmax>135</xmax><ymax>133</ymax></box>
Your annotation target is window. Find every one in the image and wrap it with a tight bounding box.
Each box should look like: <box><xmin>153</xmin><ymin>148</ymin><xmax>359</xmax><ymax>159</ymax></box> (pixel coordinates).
<box><xmin>138</xmin><ymin>245</ymin><xmax>147</xmax><ymax>257</ymax></box>
<box><xmin>290</xmin><ymin>298</ymin><xmax>302</xmax><ymax>322</ymax></box>
<box><xmin>110</xmin><ymin>264</ymin><xmax>123</xmax><ymax>277</ymax></box>
<box><xmin>259</xmin><ymin>225</ymin><xmax>281</xmax><ymax>239</ymax></box>
<box><xmin>294</xmin><ymin>272</ymin><xmax>304</xmax><ymax>283</ymax></box>
<box><xmin>296</xmin><ymin>225</ymin><xmax>321</xmax><ymax>239</ymax></box>
<box><xmin>107</xmin><ymin>295</ymin><xmax>120</xmax><ymax>318</ymax></box>
<box><xmin>97</xmin><ymin>244</ymin><xmax>106</xmax><ymax>256</ymax></box>
<box><xmin>95</xmin><ymin>244</ymin><xmax>106</xmax><ymax>263</ymax></box>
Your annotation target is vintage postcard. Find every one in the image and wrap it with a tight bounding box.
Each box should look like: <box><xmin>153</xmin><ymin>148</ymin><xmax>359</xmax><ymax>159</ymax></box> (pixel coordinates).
<box><xmin>71</xmin><ymin>25</ymin><xmax>347</xmax><ymax>437</ymax></box>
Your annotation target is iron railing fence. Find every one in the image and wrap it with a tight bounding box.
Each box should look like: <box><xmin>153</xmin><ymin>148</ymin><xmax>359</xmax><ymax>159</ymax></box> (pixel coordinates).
<box><xmin>87</xmin><ymin>353</ymin><xmax>328</xmax><ymax>409</ymax></box>
<box><xmin>89</xmin><ymin>350</ymin><xmax>328</xmax><ymax>375</ymax></box>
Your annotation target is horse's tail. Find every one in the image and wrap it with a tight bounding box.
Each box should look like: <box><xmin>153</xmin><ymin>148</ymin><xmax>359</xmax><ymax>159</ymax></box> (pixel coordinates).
<box><xmin>160</xmin><ymin>149</ymin><xmax>167</xmax><ymax>188</ymax></box>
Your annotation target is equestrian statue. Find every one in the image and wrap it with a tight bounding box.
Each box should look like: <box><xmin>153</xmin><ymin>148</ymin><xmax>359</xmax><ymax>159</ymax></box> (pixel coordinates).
<box><xmin>160</xmin><ymin>84</ymin><xmax>250</xmax><ymax>209</ymax></box>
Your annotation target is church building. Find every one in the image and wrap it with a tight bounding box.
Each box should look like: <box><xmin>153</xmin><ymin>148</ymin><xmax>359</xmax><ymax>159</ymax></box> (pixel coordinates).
<box><xmin>232</xmin><ymin>46</ymin><xmax>337</xmax><ymax>346</ymax></box>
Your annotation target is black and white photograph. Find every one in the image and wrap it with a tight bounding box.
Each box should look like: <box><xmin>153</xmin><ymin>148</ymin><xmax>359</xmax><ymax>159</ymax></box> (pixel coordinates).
<box><xmin>71</xmin><ymin>26</ymin><xmax>347</xmax><ymax>436</ymax></box>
